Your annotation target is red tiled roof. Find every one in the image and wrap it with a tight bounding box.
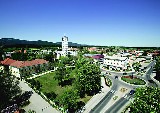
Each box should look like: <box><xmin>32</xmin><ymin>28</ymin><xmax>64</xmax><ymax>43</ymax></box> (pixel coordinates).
<box><xmin>1</xmin><ymin>58</ymin><xmax>48</xmax><ymax>68</ymax></box>
<box><xmin>1</xmin><ymin>58</ymin><xmax>16</xmax><ymax>65</ymax></box>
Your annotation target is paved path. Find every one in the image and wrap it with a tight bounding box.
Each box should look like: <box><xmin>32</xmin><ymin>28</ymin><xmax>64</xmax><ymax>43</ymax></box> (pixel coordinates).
<box><xmin>27</xmin><ymin>70</ymin><xmax>55</xmax><ymax>79</ymax></box>
<box><xmin>83</xmin><ymin>77</ymin><xmax>110</xmax><ymax>113</ymax></box>
<box><xmin>19</xmin><ymin>80</ymin><xmax>59</xmax><ymax>113</ymax></box>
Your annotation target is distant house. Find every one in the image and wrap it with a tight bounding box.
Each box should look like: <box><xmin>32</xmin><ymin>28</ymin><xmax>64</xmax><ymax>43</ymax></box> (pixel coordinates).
<box><xmin>135</xmin><ymin>51</ymin><xmax>144</xmax><ymax>56</ymax></box>
<box><xmin>83</xmin><ymin>54</ymin><xmax>104</xmax><ymax>64</ymax></box>
<box><xmin>88</xmin><ymin>47</ymin><xmax>97</xmax><ymax>52</ymax></box>
<box><xmin>103</xmin><ymin>56</ymin><xmax>129</xmax><ymax>71</ymax></box>
<box><xmin>1</xmin><ymin>58</ymin><xmax>49</xmax><ymax>78</ymax></box>
<box><xmin>92</xmin><ymin>54</ymin><xmax>104</xmax><ymax>64</ymax></box>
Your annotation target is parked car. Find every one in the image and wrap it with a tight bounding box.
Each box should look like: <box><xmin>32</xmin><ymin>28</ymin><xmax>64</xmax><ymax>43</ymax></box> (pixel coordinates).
<box><xmin>129</xmin><ymin>90</ymin><xmax>135</xmax><ymax>95</ymax></box>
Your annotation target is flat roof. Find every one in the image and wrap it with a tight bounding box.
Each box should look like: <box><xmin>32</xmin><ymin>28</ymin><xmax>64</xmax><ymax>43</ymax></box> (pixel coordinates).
<box><xmin>104</xmin><ymin>56</ymin><xmax>127</xmax><ymax>61</ymax></box>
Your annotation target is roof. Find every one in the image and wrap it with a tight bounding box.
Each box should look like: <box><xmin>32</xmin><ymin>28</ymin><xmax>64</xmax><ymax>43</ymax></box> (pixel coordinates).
<box><xmin>1</xmin><ymin>58</ymin><xmax>16</xmax><ymax>65</ymax></box>
<box><xmin>1</xmin><ymin>58</ymin><xmax>48</xmax><ymax>68</ymax></box>
<box><xmin>104</xmin><ymin>56</ymin><xmax>127</xmax><ymax>61</ymax></box>
<box><xmin>84</xmin><ymin>54</ymin><xmax>94</xmax><ymax>57</ymax></box>
<box><xmin>92</xmin><ymin>55</ymin><xmax>104</xmax><ymax>59</ymax></box>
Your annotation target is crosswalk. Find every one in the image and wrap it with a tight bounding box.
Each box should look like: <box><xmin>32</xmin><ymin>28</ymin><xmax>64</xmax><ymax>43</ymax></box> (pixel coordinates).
<box><xmin>110</xmin><ymin>89</ymin><xmax>117</xmax><ymax>94</ymax></box>
<box><xmin>109</xmin><ymin>89</ymin><xmax>133</xmax><ymax>101</ymax></box>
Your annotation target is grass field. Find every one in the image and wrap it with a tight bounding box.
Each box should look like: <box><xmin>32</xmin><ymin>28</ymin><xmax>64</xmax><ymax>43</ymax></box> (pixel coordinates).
<box><xmin>121</xmin><ymin>76</ymin><xmax>146</xmax><ymax>85</ymax></box>
<box><xmin>35</xmin><ymin>72</ymin><xmax>73</xmax><ymax>97</ymax></box>
<box><xmin>34</xmin><ymin>72</ymin><xmax>92</xmax><ymax>103</ymax></box>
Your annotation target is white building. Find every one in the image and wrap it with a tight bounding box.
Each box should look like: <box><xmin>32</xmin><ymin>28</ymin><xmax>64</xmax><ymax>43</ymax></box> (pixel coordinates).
<box><xmin>55</xmin><ymin>36</ymin><xmax>77</xmax><ymax>58</ymax></box>
<box><xmin>62</xmin><ymin>36</ymin><xmax>68</xmax><ymax>56</ymax></box>
<box><xmin>103</xmin><ymin>56</ymin><xmax>129</xmax><ymax>71</ymax></box>
<box><xmin>135</xmin><ymin>51</ymin><xmax>144</xmax><ymax>56</ymax></box>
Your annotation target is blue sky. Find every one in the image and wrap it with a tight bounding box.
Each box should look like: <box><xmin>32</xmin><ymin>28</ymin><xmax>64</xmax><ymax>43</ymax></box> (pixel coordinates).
<box><xmin>0</xmin><ymin>0</ymin><xmax>160</xmax><ymax>47</ymax></box>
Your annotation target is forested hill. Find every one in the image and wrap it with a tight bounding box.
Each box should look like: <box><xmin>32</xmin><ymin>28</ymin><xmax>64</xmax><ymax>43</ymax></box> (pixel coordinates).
<box><xmin>0</xmin><ymin>38</ymin><xmax>88</xmax><ymax>48</ymax></box>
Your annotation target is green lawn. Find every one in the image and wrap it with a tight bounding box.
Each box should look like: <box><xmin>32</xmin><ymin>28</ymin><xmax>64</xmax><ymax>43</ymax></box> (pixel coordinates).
<box><xmin>34</xmin><ymin>72</ymin><xmax>92</xmax><ymax>103</ymax></box>
<box><xmin>121</xmin><ymin>77</ymin><xmax>146</xmax><ymax>85</ymax></box>
<box><xmin>34</xmin><ymin>72</ymin><xmax>73</xmax><ymax>97</ymax></box>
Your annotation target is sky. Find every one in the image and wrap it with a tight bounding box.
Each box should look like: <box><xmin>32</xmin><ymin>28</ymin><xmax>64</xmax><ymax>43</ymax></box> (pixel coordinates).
<box><xmin>0</xmin><ymin>0</ymin><xmax>160</xmax><ymax>47</ymax></box>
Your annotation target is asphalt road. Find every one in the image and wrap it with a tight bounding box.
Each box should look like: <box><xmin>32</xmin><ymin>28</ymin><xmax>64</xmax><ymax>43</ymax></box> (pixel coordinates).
<box><xmin>89</xmin><ymin>84</ymin><xmax>118</xmax><ymax>113</ymax></box>
<box><xmin>104</xmin><ymin>94</ymin><xmax>133</xmax><ymax>113</ymax></box>
<box><xmin>145</xmin><ymin>67</ymin><xmax>157</xmax><ymax>87</ymax></box>
<box><xmin>94</xmin><ymin>60</ymin><xmax>157</xmax><ymax>113</ymax></box>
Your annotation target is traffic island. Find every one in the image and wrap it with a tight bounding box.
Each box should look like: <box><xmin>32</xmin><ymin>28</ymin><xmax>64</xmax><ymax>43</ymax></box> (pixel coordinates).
<box><xmin>120</xmin><ymin>87</ymin><xmax>128</xmax><ymax>92</ymax></box>
<box><xmin>121</xmin><ymin>76</ymin><xmax>146</xmax><ymax>85</ymax></box>
<box><xmin>104</xmin><ymin>76</ymin><xmax>112</xmax><ymax>87</ymax></box>
<box><xmin>113</xmin><ymin>96</ymin><xmax>118</xmax><ymax>100</ymax></box>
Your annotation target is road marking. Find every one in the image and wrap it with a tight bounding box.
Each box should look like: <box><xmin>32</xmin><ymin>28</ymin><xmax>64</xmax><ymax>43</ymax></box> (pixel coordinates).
<box><xmin>110</xmin><ymin>90</ymin><xmax>114</xmax><ymax>93</ymax></box>
<box><xmin>114</xmin><ymin>91</ymin><xmax>117</xmax><ymax>94</ymax></box>
<box><xmin>123</xmin><ymin>95</ymin><xmax>127</xmax><ymax>98</ymax></box>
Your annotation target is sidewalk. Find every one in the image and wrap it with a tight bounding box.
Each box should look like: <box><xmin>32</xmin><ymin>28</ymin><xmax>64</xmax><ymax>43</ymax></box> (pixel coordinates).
<box><xmin>19</xmin><ymin>80</ymin><xmax>59</xmax><ymax>113</ymax></box>
<box><xmin>27</xmin><ymin>70</ymin><xmax>55</xmax><ymax>79</ymax></box>
<box><xmin>83</xmin><ymin>77</ymin><xmax>110</xmax><ymax>113</ymax></box>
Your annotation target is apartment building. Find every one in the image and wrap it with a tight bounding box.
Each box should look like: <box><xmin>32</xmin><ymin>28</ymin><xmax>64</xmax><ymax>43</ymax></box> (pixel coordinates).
<box><xmin>103</xmin><ymin>56</ymin><xmax>129</xmax><ymax>71</ymax></box>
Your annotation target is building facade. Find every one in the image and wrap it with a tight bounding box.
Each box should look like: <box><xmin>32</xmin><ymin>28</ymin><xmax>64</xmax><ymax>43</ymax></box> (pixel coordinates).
<box><xmin>62</xmin><ymin>36</ymin><xmax>68</xmax><ymax>56</ymax></box>
<box><xmin>56</xmin><ymin>36</ymin><xmax>77</xmax><ymax>58</ymax></box>
<box><xmin>103</xmin><ymin>56</ymin><xmax>129</xmax><ymax>71</ymax></box>
<box><xmin>1</xmin><ymin>58</ymin><xmax>49</xmax><ymax>78</ymax></box>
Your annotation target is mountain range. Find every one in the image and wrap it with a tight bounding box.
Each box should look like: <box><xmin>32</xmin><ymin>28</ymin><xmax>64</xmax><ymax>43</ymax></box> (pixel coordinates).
<box><xmin>0</xmin><ymin>38</ymin><xmax>89</xmax><ymax>47</ymax></box>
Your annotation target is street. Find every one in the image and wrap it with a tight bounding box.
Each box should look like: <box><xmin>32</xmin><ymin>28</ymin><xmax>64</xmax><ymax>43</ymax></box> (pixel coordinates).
<box><xmin>104</xmin><ymin>94</ymin><xmax>133</xmax><ymax>113</ymax></box>
<box><xmin>89</xmin><ymin>84</ymin><xmax>118</xmax><ymax>113</ymax></box>
<box><xmin>89</xmin><ymin>60</ymin><xmax>157</xmax><ymax>113</ymax></box>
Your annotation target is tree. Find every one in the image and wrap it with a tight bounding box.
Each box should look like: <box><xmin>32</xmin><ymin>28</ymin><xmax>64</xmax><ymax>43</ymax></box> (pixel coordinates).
<box><xmin>142</xmin><ymin>50</ymin><xmax>148</xmax><ymax>56</ymax></box>
<box><xmin>132</xmin><ymin>62</ymin><xmax>141</xmax><ymax>72</ymax></box>
<box><xmin>44</xmin><ymin>92</ymin><xmax>57</xmax><ymax>100</ymax></box>
<box><xmin>35</xmin><ymin>81</ymin><xmax>42</xmax><ymax>91</ymax></box>
<box><xmin>130</xmin><ymin>86</ymin><xmax>160</xmax><ymax>113</ymax></box>
<box><xmin>28</xmin><ymin>109</ymin><xmax>36</xmax><ymax>113</ymax></box>
<box><xmin>0</xmin><ymin>73</ymin><xmax>22</xmax><ymax>111</ymax></box>
<box><xmin>155</xmin><ymin>56</ymin><xmax>160</xmax><ymax>81</ymax></box>
<box><xmin>43</xmin><ymin>52</ymin><xmax>55</xmax><ymax>62</ymax></box>
<box><xmin>75</xmin><ymin>57</ymin><xmax>101</xmax><ymax>97</ymax></box>
<box><xmin>0</xmin><ymin>46</ymin><xmax>5</xmax><ymax>61</ymax></box>
<box><xmin>54</xmin><ymin>63</ymin><xmax>70</xmax><ymax>86</ymax></box>
<box><xmin>57</xmin><ymin>89</ymin><xmax>79</xmax><ymax>113</ymax></box>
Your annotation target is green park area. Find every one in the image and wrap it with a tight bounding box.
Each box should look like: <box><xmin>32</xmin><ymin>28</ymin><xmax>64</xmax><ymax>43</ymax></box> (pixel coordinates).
<box><xmin>121</xmin><ymin>76</ymin><xmax>146</xmax><ymax>85</ymax></box>
<box><xmin>26</xmin><ymin>56</ymin><xmax>102</xmax><ymax>112</ymax></box>
<box><xmin>34</xmin><ymin>72</ymin><xmax>92</xmax><ymax>103</ymax></box>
